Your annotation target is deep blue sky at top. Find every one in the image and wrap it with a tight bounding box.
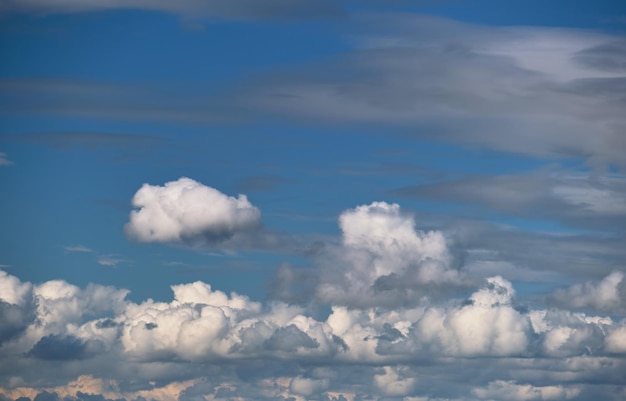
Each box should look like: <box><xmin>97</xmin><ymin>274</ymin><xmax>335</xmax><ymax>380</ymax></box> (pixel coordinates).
<box><xmin>0</xmin><ymin>0</ymin><xmax>624</xmax><ymax>303</ymax></box>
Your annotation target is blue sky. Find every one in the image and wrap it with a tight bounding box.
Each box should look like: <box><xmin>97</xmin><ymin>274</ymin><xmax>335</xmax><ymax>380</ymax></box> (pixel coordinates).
<box><xmin>1</xmin><ymin>1</ymin><xmax>626</xmax><ymax>400</ymax></box>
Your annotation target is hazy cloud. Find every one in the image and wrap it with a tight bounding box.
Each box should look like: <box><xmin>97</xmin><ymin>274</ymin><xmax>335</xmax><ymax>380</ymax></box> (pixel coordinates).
<box><xmin>392</xmin><ymin>171</ymin><xmax>626</xmax><ymax>231</ymax></box>
<box><xmin>549</xmin><ymin>272</ymin><xmax>626</xmax><ymax>313</ymax></box>
<box><xmin>246</xmin><ymin>15</ymin><xmax>626</xmax><ymax>166</ymax></box>
<box><xmin>0</xmin><ymin>0</ymin><xmax>345</xmax><ymax>21</ymax></box>
<box><xmin>0</xmin><ymin>152</ymin><xmax>14</xmax><ymax>166</ymax></box>
<box><xmin>64</xmin><ymin>245</ymin><xmax>93</xmax><ymax>253</ymax></box>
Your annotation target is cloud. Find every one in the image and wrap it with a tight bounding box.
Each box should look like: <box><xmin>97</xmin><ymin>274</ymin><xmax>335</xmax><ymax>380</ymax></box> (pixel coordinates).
<box><xmin>27</xmin><ymin>334</ymin><xmax>101</xmax><ymax>361</ymax></box>
<box><xmin>473</xmin><ymin>380</ymin><xmax>581</xmax><ymax>401</ymax></box>
<box><xmin>96</xmin><ymin>256</ymin><xmax>131</xmax><ymax>267</ymax></box>
<box><xmin>2</xmin><ymin>268</ymin><xmax>626</xmax><ymax>400</ymax></box>
<box><xmin>245</xmin><ymin>14</ymin><xmax>626</xmax><ymax>167</ymax></box>
<box><xmin>64</xmin><ymin>245</ymin><xmax>93</xmax><ymax>253</ymax></box>
<box><xmin>0</xmin><ymin>0</ymin><xmax>344</xmax><ymax>21</ymax></box>
<box><xmin>549</xmin><ymin>272</ymin><xmax>626</xmax><ymax>312</ymax></box>
<box><xmin>391</xmin><ymin>171</ymin><xmax>626</xmax><ymax>231</ymax></box>
<box><xmin>316</xmin><ymin>201</ymin><xmax>466</xmax><ymax>308</ymax></box>
<box><xmin>125</xmin><ymin>177</ymin><xmax>261</xmax><ymax>246</ymax></box>
<box><xmin>0</xmin><ymin>152</ymin><xmax>14</xmax><ymax>166</ymax></box>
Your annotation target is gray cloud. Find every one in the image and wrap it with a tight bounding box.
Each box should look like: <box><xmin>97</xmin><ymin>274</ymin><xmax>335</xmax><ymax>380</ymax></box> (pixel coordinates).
<box><xmin>573</xmin><ymin>40</ymin><xmax>626</xmax><ymax>72</ymax></box>
<box><xmin>391</xmin><ymin>171</ymin><xmax>626</xmax><ymax>231</ymax></box>
<box><xmin>27</xmin><ymin>334</ymin><xmax>102</xmax><ymax>361</ymax></box>
<box><xmin>242</xmin><ymin>15</ymin><xmax>626</xmax><ymax>167</ymax></box>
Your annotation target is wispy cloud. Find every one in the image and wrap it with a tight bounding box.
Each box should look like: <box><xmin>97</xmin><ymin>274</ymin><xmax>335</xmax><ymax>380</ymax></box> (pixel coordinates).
<box><xmin>0</xmin><ymin>0</ymin><xmax>345</xmax><ymax>21</ymax></box>
<box><xmin>64</xmin><ymin>245</ymin><xmax>94</xmax><ymax>253</ymax></box>
<box><xmin>96</xmin><ymin>256</ymin><xmax>132</xmax><ymax>267</ymax></box>
<box><xmin>0</xmin><ymin>151</ymin><xmax>14</xmax><ymax>166</ymax></box>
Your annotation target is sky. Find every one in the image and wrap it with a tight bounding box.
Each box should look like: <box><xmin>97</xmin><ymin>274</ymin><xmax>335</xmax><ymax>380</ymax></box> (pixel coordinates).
<box><xmin>1</xmin><ymin>1</ymin><xmax>626</xmax><ymax>400</ymax></box>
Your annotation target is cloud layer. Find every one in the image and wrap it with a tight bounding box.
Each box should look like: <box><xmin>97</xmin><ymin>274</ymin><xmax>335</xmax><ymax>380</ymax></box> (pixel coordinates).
<box><xmin>0</xmin><ymin>0</ymin><xmax>344</xmax><ymax>21</ymax></box>
<box><xmin>1</xmin><ymin>266</ymin><xmax>626</xmax><ymax>400</ymax></box>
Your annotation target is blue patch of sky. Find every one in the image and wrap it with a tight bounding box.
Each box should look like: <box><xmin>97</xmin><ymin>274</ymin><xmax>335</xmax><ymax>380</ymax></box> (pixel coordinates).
<box><xmin>0</xmin><ymin>11</ymin><xmax>348</xmax><ymax>83</ymax></box>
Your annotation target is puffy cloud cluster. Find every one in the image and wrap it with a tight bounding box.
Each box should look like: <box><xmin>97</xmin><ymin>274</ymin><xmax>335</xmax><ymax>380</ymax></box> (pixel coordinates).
<box><xmin>317</xmin><ymin>202</ymin><xmax>464</xmax><ymax>307</ymax></box>
<box><xmin>126</xmin><ymin>177</ymin><xmax>261</xmax><ymax>245</ymax></box>
<box><xmin>2</xmin><ymin>268</ymin><xmax>626</xmax><ymax>400</ymax></box>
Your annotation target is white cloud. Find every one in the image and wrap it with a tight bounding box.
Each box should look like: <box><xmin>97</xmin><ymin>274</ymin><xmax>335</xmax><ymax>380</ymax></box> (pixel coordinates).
<box><xmin>550</xmin><ymin>272</ymin><xmax>625</xmax><ymax>312</ymax></box>
<box><xmin>374</xmin><ymin>366</ymin><xmax>415</xmax><ymax>396</ymax></box>
<box><xmin>1</xmin><ymin>268</ymin><xmax>626</xmax><ymax>400</ymax></box>
<box><xmin>64</xmin><ymin>245</ymin><xmax>94</xmax><ymax>253</ymax></box>
<box><xmin>126</xmin><ymin>177</ymin><xmax>261</xmax><ymax>245</ymax></box>
<box><xmin>317</xmin><ymin>202</ymin><xmax>464</xmax><ymax>307</ymax></box>
<box><xmin>0</xmin><ymin>270</ymin><xmax>31</xmax><ymax>305</ymax></box>
<box><xmin>97</xmin><ymin>255</ymin><xmax>132</xmax><ymax>267</ymax></box>
<box><xmin>289</xmin><ymin>376</ymin><xmax>329</xmax><ymax>396</ymax></box>
<box><xmin>604</xmin><ymin>326</ymin><xmax>626</xmax><ymax>353</ymax></box>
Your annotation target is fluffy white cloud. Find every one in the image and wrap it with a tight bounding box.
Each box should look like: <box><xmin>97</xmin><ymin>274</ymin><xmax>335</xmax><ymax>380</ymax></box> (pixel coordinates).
<box><xmin>317</xmin><ymin>202</ymin><xmax>464</xmax><ymax>307</ymax></box>
<box><xmin>0</xmin><ymin>270</ymin><xmax>31</xmax><ymax>306</ymax></box>
<box><xmin>550</xmin><ymin>272</ymin><xmax>626</xmax><ymax>312</ymax></box>
<box><xmin>126</xmin><ymin>177</ymin><xmax>261</xmax><ymax>245</ymax></box>
<box><xmin>2</xmin><ymin>269</ymin><xmax>626</xmax><ymax>401</ymax></box>
<box><xmin>373</xmin><ymin>366</ymin><xmax>415</xmax><ymax>396</ymax></box>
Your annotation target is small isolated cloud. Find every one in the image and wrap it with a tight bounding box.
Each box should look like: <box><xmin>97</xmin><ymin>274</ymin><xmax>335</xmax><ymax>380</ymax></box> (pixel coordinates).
<box><xmin>0</xmin><ymin>152</ymin><xmax>14</xmax><ymax>166</ymax></box>
<box><xmin>64</xmin><ymin>245</ymin><xmax>93</xmax><ymax>253</ymax></box>
<box><xmin>96</xmin><ymin>256</ymin><xmax>131</xmax><ymax>267</ymax></box>
<box><xmin>549</xmin><ymin>272</ymin><xmax>626</xmax><ymax>312</ymax></box>
<box><xmin>126</xmin><ymin>177</ymin><xmax>261</xmax><ymax>246</ymax></box>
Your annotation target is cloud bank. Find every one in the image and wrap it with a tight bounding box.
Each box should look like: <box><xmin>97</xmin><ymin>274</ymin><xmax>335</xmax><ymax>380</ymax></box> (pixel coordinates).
<box><xmin>1</xmin><ymin>267</ymin><xmax>626</xmax><ymax>400</ymax></box>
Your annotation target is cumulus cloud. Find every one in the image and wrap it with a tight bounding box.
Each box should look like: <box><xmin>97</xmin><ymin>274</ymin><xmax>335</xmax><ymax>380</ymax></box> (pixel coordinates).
<box><xmin>549</xmin><ymin>272</ymin><xmax>626</xmax><ymax>312</ymax></box>
<box><xmin>2</xmin><ymin>269</ymin><xmax>626</xmax><ymax>400</ymax></box>
<box><xmin>317</xmin><ymin>202</ymin><xmax>465</xmax><ymax>308</ymax></box>
<box><xmin>126</xmin><ymin>177</ymin><xmax>261</xmax><ymax>246</ymax></box>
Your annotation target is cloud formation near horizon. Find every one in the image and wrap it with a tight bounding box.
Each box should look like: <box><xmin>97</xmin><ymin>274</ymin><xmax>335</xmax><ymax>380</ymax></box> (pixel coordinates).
<box><xmin>1</xmin><ymin>266</ymin><xmax>625</xmax><ymax>400</ymax></box>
